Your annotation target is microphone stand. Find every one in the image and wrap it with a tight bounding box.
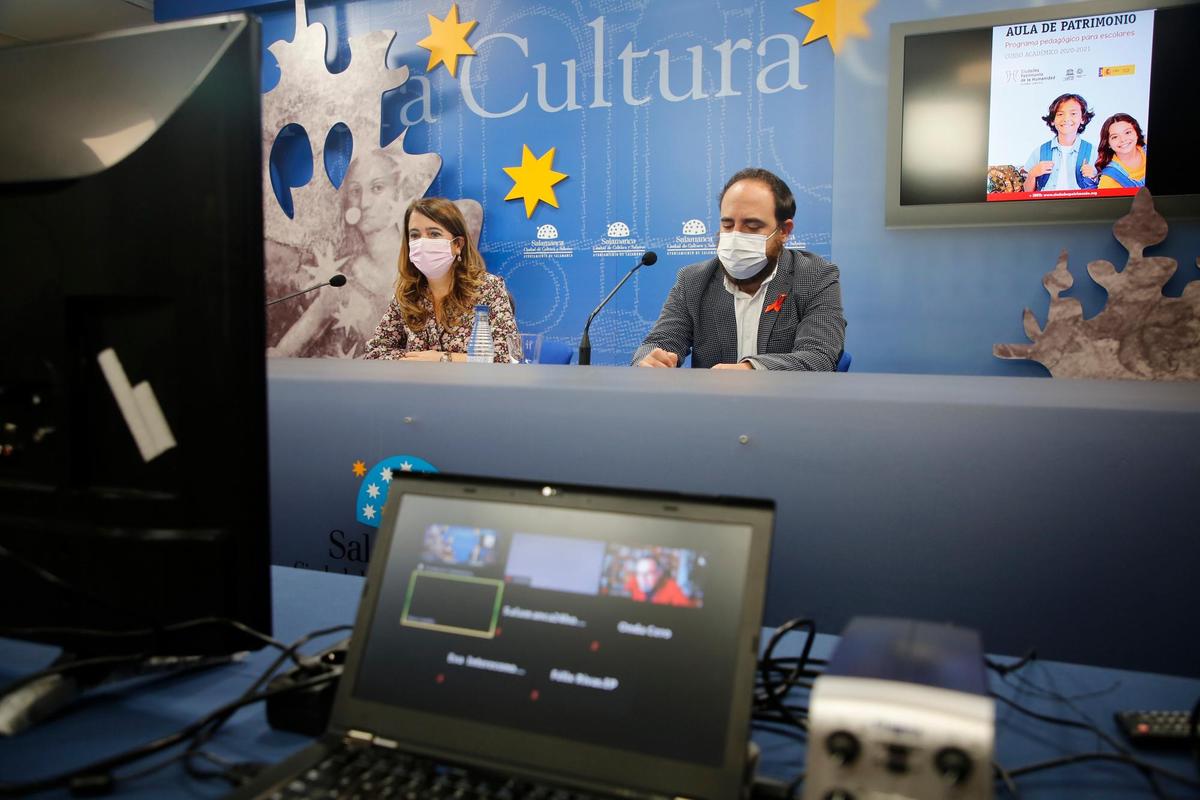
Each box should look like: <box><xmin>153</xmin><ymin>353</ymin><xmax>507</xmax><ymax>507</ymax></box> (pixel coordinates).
<box><xmin>578</xmin><ymin>255</ymin><xmax>653</xmax><ymax>366</ymax></box>
<box><xmin>266</xmin><ymin>275</ymin><xmax>346</xmax><ymax>307</ymax></box>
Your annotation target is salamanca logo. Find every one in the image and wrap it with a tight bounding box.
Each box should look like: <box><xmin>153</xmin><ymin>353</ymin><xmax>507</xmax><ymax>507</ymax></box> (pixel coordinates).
<box><xmin>355</xmin><ymin>455</ymin><xmax>438</xmax><ymax>528</ymax></box>
<box><xmin>434</xmin><ymin>17</ymin><xmax>809</xmax><ymax>120</ymax></box>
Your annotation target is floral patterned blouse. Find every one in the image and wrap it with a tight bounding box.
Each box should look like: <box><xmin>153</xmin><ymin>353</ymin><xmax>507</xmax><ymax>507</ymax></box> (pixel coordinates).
<box><xmin>363</xmin><ymin>273</ymin><xmax>517</xmax><ymax>363</ymax></box>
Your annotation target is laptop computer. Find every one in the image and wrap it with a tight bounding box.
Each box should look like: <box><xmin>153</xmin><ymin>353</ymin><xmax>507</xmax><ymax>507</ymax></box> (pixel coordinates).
<box><xmin>233</xmin><ymin>473</ymin><xmax>774</xmax><ymax>800</ymax></box>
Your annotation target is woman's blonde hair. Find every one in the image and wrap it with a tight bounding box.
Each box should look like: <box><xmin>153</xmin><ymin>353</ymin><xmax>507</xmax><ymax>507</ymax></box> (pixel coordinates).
<box><xmin>395</xmin><ymin>198</ymin><xmax>486</xmax><ymax>328</ymax></box>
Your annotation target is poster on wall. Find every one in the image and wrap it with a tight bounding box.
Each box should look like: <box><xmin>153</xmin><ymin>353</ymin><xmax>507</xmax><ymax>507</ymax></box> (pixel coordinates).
<box><xmin>986</xmin><ymin>8</ymin><xmax>1153</xmax><ymax>202</ymax></box>
<box><xmin>257</xmin><ymin>0</ymin><xmax>837</xmax><ymax>364</ymax></box>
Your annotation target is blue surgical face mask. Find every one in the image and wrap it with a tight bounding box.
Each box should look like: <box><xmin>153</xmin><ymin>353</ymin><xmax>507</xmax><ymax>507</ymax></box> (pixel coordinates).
<box><xmin>717</xmin><ymin>228</ymin><xmax>778</xmax><ymax>279</ymax></box>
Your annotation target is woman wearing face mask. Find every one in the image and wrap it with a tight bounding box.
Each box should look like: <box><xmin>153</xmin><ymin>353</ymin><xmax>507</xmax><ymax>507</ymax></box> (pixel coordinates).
<box><xmin>364</xmin><ymin>197</ymin><xmax>516</xmax><ymax>362</ymax></box>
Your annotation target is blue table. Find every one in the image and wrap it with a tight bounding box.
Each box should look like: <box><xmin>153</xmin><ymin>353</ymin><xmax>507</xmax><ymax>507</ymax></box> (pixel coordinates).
<box><xmin>2</xmin><ymin>567</ymin><xmax>1197</xmax><ymax>798</ymax></box>
<box><xmin>266</xmin><ymin>359</ymin><xmax>1200</xmax><ymax>677</ymax></box>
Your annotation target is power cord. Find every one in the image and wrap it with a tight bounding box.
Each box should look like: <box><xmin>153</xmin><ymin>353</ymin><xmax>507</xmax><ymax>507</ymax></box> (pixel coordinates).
<box><xmin>749</xmin><ymin>618</ymin><xmax>821</xmax><ymax>799</ymax></box>
<box><xmin>754</xmin><ymin>617</ymin><xmax>821</xmax><ymax>733</ymax></box>
<box><xmin>988</xmin><ymin>661</ymin><xmax>1200</xmax><ymax>798</ymax></box>
<box><xmin>180</xmin><ymin>624</ymin><xmax>352</xmax><ymax>784</ymax></box>
<box><xmin>0</xmin><ymin>544</ymin><xmax>289</xmax><ymax>664</ymax></box>
<box><xmin>0</xmin><ymin>624</ymin><xmax>351</xmax><ymax>798</ymax></box>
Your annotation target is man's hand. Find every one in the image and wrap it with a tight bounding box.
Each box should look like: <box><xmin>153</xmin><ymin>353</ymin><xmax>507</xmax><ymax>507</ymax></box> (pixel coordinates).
<box><xmin>712</xmin><ymin>362</ymin><xmax>753</xmax><ymax>370</ymax></box>
<box><xmin>1080</xmin><ymin>160</ymin><xmax>1097</xmax><ymax>179</ymax></box>
<box><xmin>638</xmin><ymin>348</ymin><xmax>679</xmax><ymax>368</ymax></box>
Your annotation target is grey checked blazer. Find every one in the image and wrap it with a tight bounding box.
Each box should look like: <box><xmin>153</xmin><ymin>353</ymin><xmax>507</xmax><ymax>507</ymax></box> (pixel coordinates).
<box><xmin>631</xmin><ymin>248</ymin><xmax>846</xmax><ymax>370</ymax></box>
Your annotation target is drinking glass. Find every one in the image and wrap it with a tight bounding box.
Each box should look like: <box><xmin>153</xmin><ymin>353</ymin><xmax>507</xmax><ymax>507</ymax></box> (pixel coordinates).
<box><xmin>506</xmin><ymin>332</ymin><xmax>544</xmax><ymax>364</ymax></box>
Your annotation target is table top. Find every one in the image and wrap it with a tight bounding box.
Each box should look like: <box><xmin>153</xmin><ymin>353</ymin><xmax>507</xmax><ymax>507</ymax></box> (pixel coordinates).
<box><xmin>2</xmin><ymin>566</ymin><xmax>1197</xmax><ymax>798</ymax></box>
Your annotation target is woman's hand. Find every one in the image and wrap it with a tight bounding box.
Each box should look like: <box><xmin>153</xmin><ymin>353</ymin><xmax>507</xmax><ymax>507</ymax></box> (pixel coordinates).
<box><xmin>401</xmin><ymin>350</ymin><xmax>449</xmax><ymax>361</ymax></box>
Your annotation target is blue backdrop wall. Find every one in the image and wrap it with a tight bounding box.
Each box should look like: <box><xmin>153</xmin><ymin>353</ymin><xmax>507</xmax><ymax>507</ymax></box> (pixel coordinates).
<box><xmin>158</xmin><ymin>0</ymin><xmax>1200</xmax><ymax>374</ymax></box>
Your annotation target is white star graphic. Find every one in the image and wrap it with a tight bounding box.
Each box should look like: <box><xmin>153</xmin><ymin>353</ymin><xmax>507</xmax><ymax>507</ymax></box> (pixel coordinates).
<box><xmin>400</xmin><ymin>461</ymin><xmax>413</xmax><ymax>472</ymax></box>
<box><xmin>380</xmin><ymin>467</ymin><xmax>394</xmax><ymax>482</ymax></box>
<box><xmin>362</xmin><ymin>504</ymin><xmax>376</xmax><ymax>520</ymax></box>
<box><xmin>366</xmin><ymin>483</ymin><xmax>380</xmax><ymax>499</ymax></box>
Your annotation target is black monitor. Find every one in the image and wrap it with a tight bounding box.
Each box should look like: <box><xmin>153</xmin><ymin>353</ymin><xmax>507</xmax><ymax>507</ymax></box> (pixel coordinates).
<box><xmin>0</xmin><ymin>14</ymin><xmax>270</xmax><ymax>730</ymax></box>
<box><xmin>885</xmin><ymin>0</ymin><xmax>1200</xmax><ymax>227</ymax></box>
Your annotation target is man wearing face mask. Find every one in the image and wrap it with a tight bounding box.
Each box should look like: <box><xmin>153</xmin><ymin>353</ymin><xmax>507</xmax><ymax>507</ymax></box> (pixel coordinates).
<box><xmin>632</xmin><ymin>168</ymin><xmax>845</xmax><ymax>370</ymax></box>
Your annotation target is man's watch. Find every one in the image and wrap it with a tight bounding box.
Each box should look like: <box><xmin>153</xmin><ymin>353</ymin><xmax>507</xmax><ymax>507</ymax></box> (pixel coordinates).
<box><xmin>439</xmin><ymin>352</ymin><xmax>453</xmax><ymax>363</ymax></box>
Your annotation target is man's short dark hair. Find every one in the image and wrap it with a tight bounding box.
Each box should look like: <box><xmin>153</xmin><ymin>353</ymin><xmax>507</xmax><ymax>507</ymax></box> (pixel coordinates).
<box><xmin>719</xmin><ymin>168</ymin><xmax>796</xmax><ymax>224</ymax></box>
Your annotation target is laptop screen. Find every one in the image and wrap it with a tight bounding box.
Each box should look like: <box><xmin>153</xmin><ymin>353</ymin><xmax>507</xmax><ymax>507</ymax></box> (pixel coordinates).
<box><xmin>349</xmin><ymin>476</ymin><xmax>769</xmax><ymax>775</ymax></box>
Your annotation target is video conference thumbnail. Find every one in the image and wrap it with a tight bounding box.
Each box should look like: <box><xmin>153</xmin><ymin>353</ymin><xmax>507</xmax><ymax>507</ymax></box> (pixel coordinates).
<box><xmin>422</xmin><ymin>524</ymin><xmax>499</xmax><ymax>567</ymax></box>
<box><xmin>600</xmin><ymin>545</ymin><xmax>705</xmax><ymax>608</ymax></box>
<box><xmin>401</xmin><ymin>571</ymin><xmax>503</xmax><ymax>638</ymax></box>
<box><xmin>407</xmin><ymin>524</ymin><xmax>709</xmax><ymax>640</ymax></box>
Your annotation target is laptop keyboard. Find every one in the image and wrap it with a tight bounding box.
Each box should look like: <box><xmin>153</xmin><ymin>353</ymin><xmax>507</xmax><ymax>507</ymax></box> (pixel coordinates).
<box><xmin>260</xmin><ymin>742</ymin><xmax>618</xmax><ymax>800</ymax></box>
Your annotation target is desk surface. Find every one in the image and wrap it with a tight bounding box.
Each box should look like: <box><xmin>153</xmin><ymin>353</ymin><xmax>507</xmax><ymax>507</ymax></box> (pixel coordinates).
<box><xmin>268</xmin><ymin>359</ymin><xmax>1200</xmax><ymax>676</ymax></box>
<box><xmin>2</xmin><ymin>567</ymin><xmax>1198</xmax><ymax>799</ymax></box>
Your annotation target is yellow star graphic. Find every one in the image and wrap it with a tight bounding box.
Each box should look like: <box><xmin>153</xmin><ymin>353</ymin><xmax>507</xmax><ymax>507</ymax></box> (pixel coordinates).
<box><xmin>794</xmin><ymin>0</ymin><xmax>876</xmax><ymax>54</ymax></box>
<box><xmin>502</xmin><ymin>145</ymin><xmax>568</xmax><ymax>218</ymax></box>
<box><xmin>352</xmin><ymin>460</ymin><xmax>367</xmax><ymax>478</ymax></box>
<box><xmin>416</xmin><ymin>3</ymin><xmax>477</xmax><ymax>78</ymax></box>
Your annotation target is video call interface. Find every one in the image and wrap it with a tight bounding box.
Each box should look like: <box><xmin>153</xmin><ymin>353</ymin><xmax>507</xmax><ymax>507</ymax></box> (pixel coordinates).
<box><xmin>353</xmin><ymin>494</ymin><xmax>755</xmax><ymax>767</ymax></box>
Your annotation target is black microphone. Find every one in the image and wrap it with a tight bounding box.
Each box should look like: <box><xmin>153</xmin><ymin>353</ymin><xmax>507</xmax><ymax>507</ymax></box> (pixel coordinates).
<box><xmin>578</xmin><ymin>251</ymin><xmax>656</xmax><ymax>366</ymax></box>
<box><xmin>266</xmin><ymin>274</ymin><xmax>347</xmax><ymax>307</ymax></box>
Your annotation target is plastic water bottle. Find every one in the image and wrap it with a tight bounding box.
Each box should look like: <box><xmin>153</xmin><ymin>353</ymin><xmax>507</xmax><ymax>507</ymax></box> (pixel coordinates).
<box><xmin>467</xmin><ymin>305</ymin><xmax>494</xmax><ymax>363</ymax></box>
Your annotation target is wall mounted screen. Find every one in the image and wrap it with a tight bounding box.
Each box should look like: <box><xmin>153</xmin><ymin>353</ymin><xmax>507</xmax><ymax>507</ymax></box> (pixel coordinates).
<box><xmin>886</xmin><ymin>0</ymin><xmax>1199</xmax><ymax>227</ymax></box>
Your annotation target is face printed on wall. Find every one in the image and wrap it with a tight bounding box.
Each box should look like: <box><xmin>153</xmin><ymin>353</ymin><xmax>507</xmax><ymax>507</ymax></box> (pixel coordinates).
<box><xmin>343</xmin><ymin>152</ymin><xmax>404</xmax><ymax>235</ymax></box>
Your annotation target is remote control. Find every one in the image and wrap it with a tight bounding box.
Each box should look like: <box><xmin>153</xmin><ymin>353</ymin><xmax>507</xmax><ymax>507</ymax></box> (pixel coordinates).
<box><xmin>1114</xmin><ymin>710</ymin><xmax>1195</xmax><ymax>748</ymax></box>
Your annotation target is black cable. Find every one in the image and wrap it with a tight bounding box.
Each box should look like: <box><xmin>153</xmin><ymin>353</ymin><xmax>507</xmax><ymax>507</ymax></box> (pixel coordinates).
<box><xmin>0</xmin><ymin>619</ymin><xmax>300</xmax><ymax>721</ymax></box>
<box><xmin>0</xmin><ymin>545</ymin><xmax>290</xmax><ymax>672</ymax></box>
<box><xmin>0</xmin><ymin>543</ymin><xmax>157</xmax><ymax>627</ymax></box>
<box><xmin>986</xmin><ymin>649</ymin><xmax>1037</xmax><ymax>676</ymax></box>
<box><xmin>1</xmin><ymin>617</ymin><xmax>290</xmax><ymax>653</ymax></box>
<box><xmin>994</xmin><ymin>673</ymin><xmax>1168</xmax><ymax>799</ymax></box>
<box><xmin>0</xmin><ymin>651</ymin><xmax>153</xmax><ymax>702</ymax></box>
<box><xmin>0</xmin><ymin>670</ymin><xmax>338</xmax><ymax>798</ymax></box>
<box><xmin>1004</xmin><ymin>751</ymin><xmax>1200</xmax><ymax>789</ymax></box>
<box><xmin>993</xmin><ymin>761</ymin><xmax>1021</xmax><ymax>799</ymax></box>
<box><xmin>784</xmin><ymin>770</ymin><xmax>805</xmax><ymax>799</ymax></box>
<box><xmin>1002</xmin><ymin>670</ymin><xmax>1147</xmax><ymax>762</ymax></box>
<box><xmin>757</xmin><ymin>618</ymin><xmax>816</xmax><ymax>706</ymax></box>
<box><xmin>180</xmin><ymin>624</ymin><xmax>352</xmax><ymax>784</ymax></box>
<box><xmin>991</xmin><ymin>691</ymin><xmax>1101</xmax><ymax>735</ymax></box>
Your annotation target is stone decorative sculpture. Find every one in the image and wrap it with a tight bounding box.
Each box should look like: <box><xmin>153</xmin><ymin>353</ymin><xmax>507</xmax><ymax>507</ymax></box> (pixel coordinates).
<box><xmin>994</xmin><ymin>189</ymin><xmax>1200</xmax><ymax>380</ymax></box>
<box><xmin>263</xmin><ymin>0</ymin><xmax>481</xmax><ymax>358</ymax></box>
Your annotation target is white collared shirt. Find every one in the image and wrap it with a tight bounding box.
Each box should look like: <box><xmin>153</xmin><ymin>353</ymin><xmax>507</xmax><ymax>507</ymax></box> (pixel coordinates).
<box><xmin>1054</xmin><ymin>139</ymin><xmax>1081</xmax><ymax>190</ymax></box>
<box><xmin>722</xmin><ymin>264</ymin><xmax>778</xmax><ymax>367</ymax></box>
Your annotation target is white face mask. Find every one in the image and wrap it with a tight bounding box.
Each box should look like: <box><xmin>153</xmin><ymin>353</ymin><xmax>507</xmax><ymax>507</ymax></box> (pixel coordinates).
<box><xmin>408</xmin><ymin>237</ymin><xmax>457</xmax><ymax>280</ymax></box>
<box><xmin>717</xmin><ymin>228</ymin><xmax>778</xmax><ymax>279</ymax></box>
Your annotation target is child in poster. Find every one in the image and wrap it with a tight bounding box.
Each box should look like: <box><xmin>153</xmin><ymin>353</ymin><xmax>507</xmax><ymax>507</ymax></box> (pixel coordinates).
<box><xmin>1095</xmin><ymin>113</ymin><xmax>1147</xmax><ymax>188</ymax></box>
<box><xmin>1022</xmin><ymin>93</ymin><xmax>1098</xmax><ymax>192</ymax></box>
